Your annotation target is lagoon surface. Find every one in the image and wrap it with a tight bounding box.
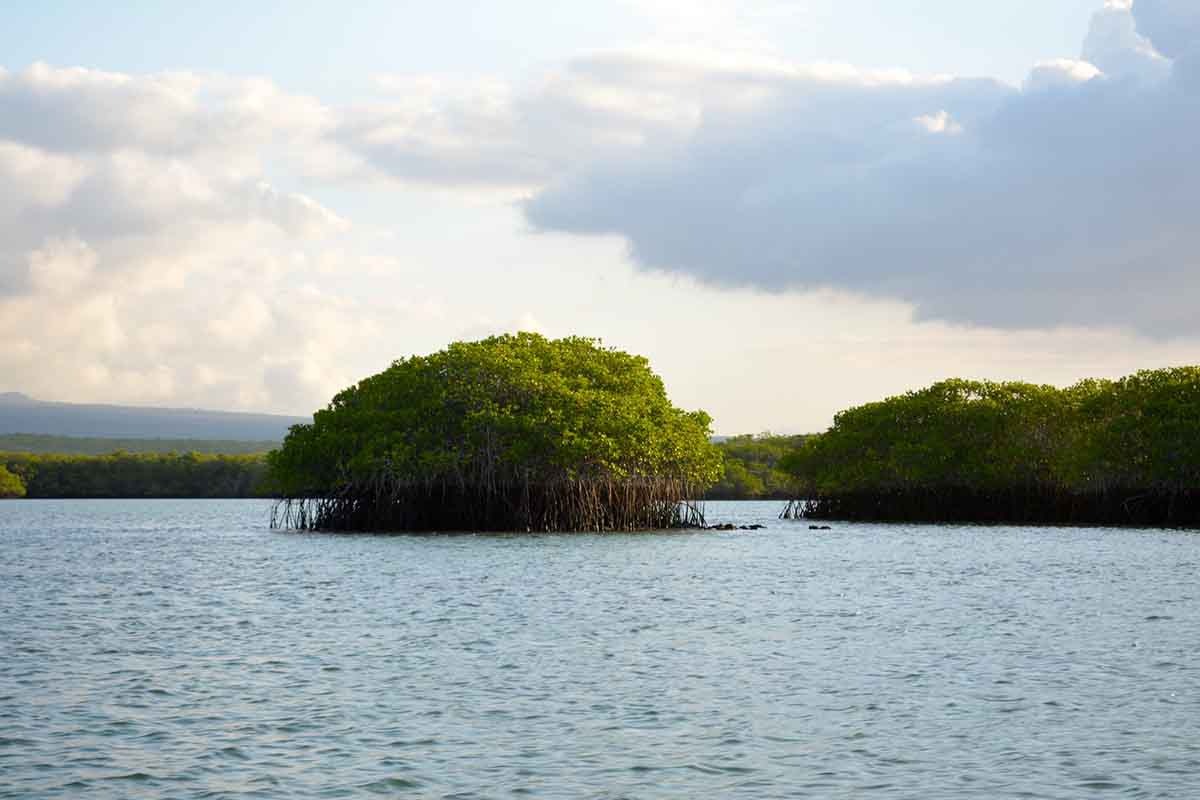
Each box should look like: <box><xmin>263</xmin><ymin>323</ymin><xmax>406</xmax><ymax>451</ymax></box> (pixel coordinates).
<box><xmin>2</xmin><ymin>499</ymin><xmax>1198</xmax><ymax>799</ymax></box>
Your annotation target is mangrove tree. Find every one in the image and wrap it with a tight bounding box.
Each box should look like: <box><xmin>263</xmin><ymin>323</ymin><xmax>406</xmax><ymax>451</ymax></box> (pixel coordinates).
<box><xmin>0</xmin><ymin>465</ymin><xmax>25</xmax><ymax>498</ymax></box>
<box><xmin>781</xmin><ymin>368</ymin><xmax>1200</xmax><ymax>527</ymax></box>
<box><xmin>268</xmin><ymin>333</ymin><xmax>722</xmax><ymax>532</ymax></box>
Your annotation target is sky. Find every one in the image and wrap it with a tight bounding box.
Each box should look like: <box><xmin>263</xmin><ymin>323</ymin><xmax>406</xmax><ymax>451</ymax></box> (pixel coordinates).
<box><xmin>1</xmin><ymin>0</ymin><xmax>1197</xmax><ymax>434</ymax></box>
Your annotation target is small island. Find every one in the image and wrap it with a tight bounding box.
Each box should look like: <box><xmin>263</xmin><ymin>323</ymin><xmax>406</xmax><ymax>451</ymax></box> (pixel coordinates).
<box><xmin>268</xmin><ymin>333</ymin><xmax>722</xmax><ymax>532</ymax></box>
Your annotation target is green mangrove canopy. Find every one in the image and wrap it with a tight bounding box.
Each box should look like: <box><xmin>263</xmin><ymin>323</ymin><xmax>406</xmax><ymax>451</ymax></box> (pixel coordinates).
<box><xmin>268</xmin><ymin>333</ymin><xmax>721</xmax><ymax>531</ymax></box>
<box><xmin>780</xmin><ymin>368</ymin><xmax>1200</xmax><ymax>526</ymax></box>
<box><xmin>0</xmin><ymin>465</ymin><xmax>25</xmax><ymax>499</ymax></box>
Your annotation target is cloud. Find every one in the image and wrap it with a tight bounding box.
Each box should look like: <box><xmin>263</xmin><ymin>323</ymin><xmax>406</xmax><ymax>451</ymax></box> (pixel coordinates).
<box><xmin>0</xmin><ymin>64</ymin><xmax>388</xmax><ymax>413</ymax></box>
<box><xmin>1133</xmin><ymin>0</ymin><xmax>1200</xmax><ymax>60</ymax></box>
<box><xmin>246</xmin><ymin>183</ymin><xmax>350</xmax><ymax>239</ymax></box>
<box><xmin>1025</xmin><ymin>59</ymin><xmax>1101</xmax><ymax>91</ymax></box>
<box><xmin>0</xmin><ymin>232</ymin><xmax>403</xmax><ymax>413</ymax></box>
<box><xmin>4</xmin><ymin>0</ymin><xmax>1198</xmax><ymax>420</ymax></box>
<box><xmin>26</xmin><ymin>235</ymin><xmax>97</xmax><ymax>294</ymax></box>
<box><xmin>1083</xmin><ymin>1</ymin><xmax>1170</xmax><ymax>81</ymax></box>
<box><xmin>914</xmin><ymin>110</ymin><xmax>964</xmax><ymax>135</ymax></box>
<box><xmin>0</xmin><ymin>63</ymin><xmax>330</xmax><ymax>157</ymax></box>
<box><xmin>0</xmin><ymin>141</ymin><xmax>87</xmax><ymax>215</ymax></box>
<box><xmin>520</xmin><ymin>1</ymin><xmax>1200</xmax><ymax>336</ymax></box>
<box><xmin>340</xmin><ymin>50</ymin><xmax>857</xmax><ymax>191</ymax></box>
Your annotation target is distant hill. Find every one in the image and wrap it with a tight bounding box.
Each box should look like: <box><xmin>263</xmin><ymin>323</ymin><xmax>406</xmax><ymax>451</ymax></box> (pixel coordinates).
<box><xmin>0</xmin><ymin>393</ymin><xmax>308</xmax><ymax>441</ymax></box>
<box><xmin>0</xmin><ymin>433</ymin><xmax>279</xmax><ymax>456</ymax></box>
<box><xmin>0</xmin><ymin>392</ymin><xmax>35</xmax><ymax>404</ymax></box>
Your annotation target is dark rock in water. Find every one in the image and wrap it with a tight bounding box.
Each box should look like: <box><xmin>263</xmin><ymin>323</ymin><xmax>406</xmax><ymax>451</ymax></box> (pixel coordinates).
<box><xmin>700</xmin><ymin>525</ymin><xmax>768</xmax><ymax>532</ymax></box>
<box><xmin>702</xmin><ymin>523</ymin><xmax>765</xmax><ymax>531</ymax></box>
<box><xmin>809</xmin><ymin>525</ymin><xmax>832</xmax><ymax>530</ymax></box>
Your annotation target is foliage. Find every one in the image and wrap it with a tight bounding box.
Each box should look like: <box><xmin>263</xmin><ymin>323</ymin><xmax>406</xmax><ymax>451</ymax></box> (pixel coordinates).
<box><xmin>1064</xmin><ymin>369</ymin><xmax>1200</xmax><ymax>493</ymax></box>
<box><xmin>781</xmin><ymin>368</ymin><xmax>1200</xmax><ymax>526</ymax></box>
<box><xmin>782</xmin><ymin>379</ymin><xmax>1069</xmax><ymax>493</ymax></box>
<box><xmin>0</xmin><ymin>433</ymin><xmax>277</xmax><ymax>456</ymax></box>
<box><xmin>0</xmin><ymin>452</ymin><xmax>269</xmax><ymax>498</ymax></box>
<box><xmin>0</xmin><ymin>465</ymin><xmax>25</xmax><ymax>498</ymax></box>
<box><xmin>705</xmin><ymin>434</ymin><xmax>806</xmax><ymax>499</ymax></box>
<box><xmin>268</xmin><ymin>333</ymin><xmax>721</xmax><ymax>531</ymax></box>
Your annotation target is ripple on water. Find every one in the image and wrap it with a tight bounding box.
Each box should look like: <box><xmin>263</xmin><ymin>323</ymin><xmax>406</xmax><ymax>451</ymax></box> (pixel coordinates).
<box><xmin>2</xmin><ymin>499</ymin><xmax>1199</xmax><ymax>799</ymax></box>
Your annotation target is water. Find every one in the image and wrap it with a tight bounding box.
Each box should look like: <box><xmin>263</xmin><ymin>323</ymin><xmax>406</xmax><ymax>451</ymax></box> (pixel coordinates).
<box><xmin>2</xmin><ymin>500</ymin><xmax>1198</xmax><ymax>799</ymax></box>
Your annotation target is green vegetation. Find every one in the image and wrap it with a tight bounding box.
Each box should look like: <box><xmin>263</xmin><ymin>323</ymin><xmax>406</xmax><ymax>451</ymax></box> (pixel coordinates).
<box><xmin>0</xmin><ymin>433</ymin><xmax>277</xmax><ymax>456</ymax></box>
<box><xmin>705</xmin><ymin>434</ymin><xmax>805</xmax><ymax>500</ymax></box>
<box><xmin>13</xmin><ymin>355</ymin><xmax>1199</xmax><ymax>531</ymax></box>
<box><xmin>781</xmin><ymin>368</ymin><xmax>1200</xmax><ymax>526</ymax></box>
<box><xmin>269</xmin><ymin>333</ymin><xmax>721</xmax><ymax>531</ymax></box>
<box><xmin>0</xmin><ymin>465</ymin><xmax>25</xmax><ymax>498</ymax></box>
<box><xmin>1</xmin><ymin>452</ymin><xmax>269</xmax><ymax>498</ymax></box>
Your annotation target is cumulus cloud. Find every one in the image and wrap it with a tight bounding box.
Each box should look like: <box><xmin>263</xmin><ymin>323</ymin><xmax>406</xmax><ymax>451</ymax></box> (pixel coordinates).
<box><xmin>0</xmin><ymin>231</ymin><xmax>402</xmax><ymax>413</ymax></box>
<box><xmin>246</xmin><ymin>183</ymin><xmax>350</xmax><ymax>239</ymax></box>
<box><xmin>338</xmin><ymin>50</ymin><xmax>852</xmax><ymax>191</ymax></box>
<box><xmin>1083</xmin><ymin>1</ymin><xmax>1170</xmax><ymax>81</ymax></box>
<box><xmin>0</xmin><ymin>63</ymin><xmax>330</xmax><ymax>157</ymax></box>
<box><xmin>26</xmin><ymin>235</ymin><xmax>97</xmax><ymax>294</ymax></box>
<box><xmin>289</xmin><ymin>0</ymin><xmax>1199</xmax><ymax>336</ymax></box>
<box><xmin>1133</xmin><ymin>0</ymin><xmax>1200</xmax><ymax>60</ymax></box>
<box><xmin>1025</xmin><ymin>59</ymin><xmax>1102</xmax><ymax>90</ymax></box>
<box><xmin>914</xmin><ymin>110</ymin><xmax>964</xmax><ymax>135</ymax></box>
<box><xmin>0</xmin><ymin>141</ymin><xmax>87</xmax><ymax>214</ymax></box>
<box><xmin>0</xmin><ymin>64</ymin><xmax>344</xmax><ymax>253</ymax></box>
<box><xmin>0</xmin><ymin>64</ymin><xmax>384</xmax><ymax>413</ymax></box>
<box><xmin>511</xmin><ymin>1</ymin><xmax>1200</xmax><ymax>335</ymax></box>
<box><xmin>516</xmin><ymin>1</ymin><xmax>1200</xmax><ymax>336</ymax></box>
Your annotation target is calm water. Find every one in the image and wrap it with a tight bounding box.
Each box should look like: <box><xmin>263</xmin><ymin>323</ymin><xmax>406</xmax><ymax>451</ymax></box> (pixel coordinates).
<box><xmin>2</xmin><ymin>500</ymin><xmax>1198</xmax><ymax>799</ymax></box>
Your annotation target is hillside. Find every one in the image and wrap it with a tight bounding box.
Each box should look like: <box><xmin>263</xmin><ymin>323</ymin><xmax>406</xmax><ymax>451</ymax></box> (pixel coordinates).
<box><xmin>0</xmin><ymin>434</ymin><xmax>278</xmax><ymax>456</ymax></box>
<box><xmin>0</xmin><ymin>393</ymin><xmax>307</xmax><ymax>442</ymax></box>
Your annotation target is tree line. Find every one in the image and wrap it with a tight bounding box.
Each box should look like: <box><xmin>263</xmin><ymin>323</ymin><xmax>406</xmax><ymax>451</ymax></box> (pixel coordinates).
<box><xmin>0</xmin><ymin>433</ymin><xmax>279</xmax><ymax>456</ymax></box>
<box><xmin>781</xmin><ymin>367</ymin><xmax>1200</xmax><ymax>526</ymax></box>
<box><xmin>703</xmin><ymin>434</ymin><xmax>806</xmax><ymax>500</ymax></box>
<box><xmin>0</xmin><ymin>452</ymin><xmax>270</xmax><ymax>499</ymax></box>
<box><xmin>7</xmin><ymin>364</ymin><xmax>1200</xmax><ymax>529</ymax></box>
<box><xmin>0</xmin><ymin>440</ymin><xmax>786</xmax><ymax>502</ymax></box>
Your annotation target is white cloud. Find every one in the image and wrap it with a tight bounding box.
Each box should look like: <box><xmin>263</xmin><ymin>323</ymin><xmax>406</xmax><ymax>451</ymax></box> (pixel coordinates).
<box><xmin>245</xmin><ymin>183</ymin><xmax>349</xmax><ymax>239</ymax></box>
<box><xmin>0</xmin><ymin>63</ymin><xmax>330</xmax><ymax>158</ymax></box>
<box><xmin>340</xmin><ymin>48</ymin><xmax>968</xmax><ymax>198</ymax></box>
<box><xmin>1133</xmin><ymin>0</ymin><xmax>1200</xmax><ymax>60</ymax></box>
<box><xmin>208</xmin><ymin>291</ymin><xmax>274</xmax><ymax>345</ymax></box>
<box><xmin>0</xmin><ymin>141</ymin><xmax>87</xmax><ymax>214</ymax></box>
<box><xmin>915</xmin><ymin>110</ymin><xmax>963</xmax><ymax>135</ymax></box>
<box><xmin>0</xmin><ymin>64</ymin><xmax>397</xmax><ymax>413</ymax></box>
<box><xmin>27</xmin><ymin>235</ymin><xmax>97</xmax><ymax>294</ymax></box>
<box><xmin>1025</xmin><ymin>59</ymin><xmax>1101</xmax><ymax>90</ymax></box>
<box><xmin>522</xmin><ymin>2</ymin><xmax>1200</xmax><ymax>336</ymax></box>
<box><xmin>1084</xmin><ymin>0</ymin><xmax>1170</xmax><ymax>81</ymax></box>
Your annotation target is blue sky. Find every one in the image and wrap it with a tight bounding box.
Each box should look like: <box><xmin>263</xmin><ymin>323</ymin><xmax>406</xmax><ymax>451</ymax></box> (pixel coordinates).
<box><xmin>0</xmin><ymin>0</ymin><xmax>1196</xmax><ymax>432</ymax></box>
<box><xmin>6</xmin><ymin>1</ymin><xmax>1100</xmax><ymax>87</ymax></box>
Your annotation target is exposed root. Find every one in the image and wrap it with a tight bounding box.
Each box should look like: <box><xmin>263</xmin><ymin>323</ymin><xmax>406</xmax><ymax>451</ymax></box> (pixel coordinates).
<box><xmin>273</xmin><ymin>477</ymin><xmax>709</xmax><ymax>533</ymax></box>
